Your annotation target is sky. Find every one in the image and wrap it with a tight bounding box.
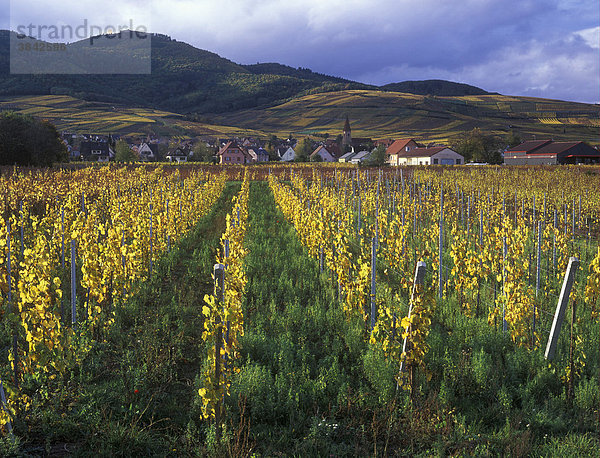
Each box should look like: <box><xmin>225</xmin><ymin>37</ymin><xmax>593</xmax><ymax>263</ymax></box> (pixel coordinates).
<box><xmin>4</xmin><ymin>0</ymin><xmax>599</xmax><ymax>103</ymax></box>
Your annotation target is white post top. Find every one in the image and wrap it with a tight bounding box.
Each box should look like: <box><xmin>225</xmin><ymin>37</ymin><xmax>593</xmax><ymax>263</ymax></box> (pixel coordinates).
<box><xmin>414</xmin><ymin>261</ymin><xmax>426</xmax><ymax>285</ymax></box>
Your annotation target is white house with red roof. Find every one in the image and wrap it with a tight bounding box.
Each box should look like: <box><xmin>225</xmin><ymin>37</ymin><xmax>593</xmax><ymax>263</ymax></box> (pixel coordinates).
<box><xmin>386</xmin><ymin>139</ymin><xmax>420</xmax><ymax>166</ymax></box>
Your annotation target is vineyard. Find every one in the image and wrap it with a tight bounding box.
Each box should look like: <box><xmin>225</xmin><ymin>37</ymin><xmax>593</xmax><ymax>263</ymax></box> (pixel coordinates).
<box><xmin>0</xmin><ymin>164</ymin><xmax>599</xmax><ymax>455</ymax></box>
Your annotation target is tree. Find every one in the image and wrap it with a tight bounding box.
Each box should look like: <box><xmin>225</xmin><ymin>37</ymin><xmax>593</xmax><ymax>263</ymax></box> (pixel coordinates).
<box><xmin>506</xmin><ymin>130</ymin><xmax>522</xmax><ymax>148</ymax></box>
<box><xmin>157</xmin><ymin>143</ymin><xmax>170</xmax><ymax>161</ymax></box>
<box><xmin>0</xmin><ymin>111</ymin><xmax>67</xmax><ymax>166</ymax></box>
<box><xmin>294</xmin><ymin>137</ymin><xmax>313</xmax><ymax>162</ymax></box>
<box><xmin>451</xmin><ymin>128</ymin><xmax>502</xmax><ymax>164</ymax></box>
<box><xmin>190</xmin><ymin>141</ymin><xmax>214</xmax><ymax>162</ymax></box>
<box><xmin>265</xmin><ymin>135</ymin><xmax>280</xmax><ymax>161</ymax></box>
<box><xmin>114</xmin><ymin>139</ymin><xmax>135</xmax><ymax>163</ymax></box>
<box><xmin>366</xmin><ymin>144</ymin><xmax>387</xmax><ymax>166</ymax></box>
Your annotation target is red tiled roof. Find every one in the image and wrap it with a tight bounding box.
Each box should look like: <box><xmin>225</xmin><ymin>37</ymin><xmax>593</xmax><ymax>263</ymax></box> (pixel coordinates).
<box><xmin>386</xmin><ymin>139</ymin><xmax>418</xmax><ymax>156</ymax></box>
<box><xmin>218</xmin><ymin>141</ymin><xmax>250</xmax><ymax>158</ymax></box>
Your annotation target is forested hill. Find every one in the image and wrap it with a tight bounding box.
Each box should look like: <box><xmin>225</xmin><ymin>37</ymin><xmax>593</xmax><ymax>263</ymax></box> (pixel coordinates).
<box><xmin>0</xmin><ymin>30</ymin><xmax>492</xmax><ymax>114</ymax></box>
<box><xmin>381</xmin><ymin>80</ymin><xmax>492</xmax><ymax>96</ymax></box>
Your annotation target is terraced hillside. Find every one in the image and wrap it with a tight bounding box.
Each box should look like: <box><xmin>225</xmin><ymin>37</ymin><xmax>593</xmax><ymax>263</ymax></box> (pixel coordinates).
<box><xmin>0</xmin><ymin>95</ymin><xmax>265</xmax><ymax>138</ymax></box>
<box><xmin>215</xmin><ymin>90</ymin><xmax>600</xmax><ymax>144</ymax></box>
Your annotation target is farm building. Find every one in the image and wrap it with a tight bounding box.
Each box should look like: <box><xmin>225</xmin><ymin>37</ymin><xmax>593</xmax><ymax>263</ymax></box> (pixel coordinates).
<box><xmin>218</xmin><ymin>141</ymin><xmax>249</xmax><ymax>165</ymax></box>
<box><xmin>386</xmin><ymin>139</ymin><xmax>419</xmax><ymax>166</ymax></box>
<box><xmin>504</xmin><ymin>140</ymin><xmax>600</xmax><ymax>165</ymax></box>
<box><xmin>397</xmin><ymin>147</ymin><xmax>463</xmax><ymax>165</ymax></box>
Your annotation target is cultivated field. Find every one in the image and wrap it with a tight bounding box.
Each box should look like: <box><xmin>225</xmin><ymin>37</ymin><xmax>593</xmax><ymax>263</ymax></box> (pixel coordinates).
<box><xmin>0</xmin><ymin>164</ymin><xmax>598</xmax><ymax>456</ymax></box>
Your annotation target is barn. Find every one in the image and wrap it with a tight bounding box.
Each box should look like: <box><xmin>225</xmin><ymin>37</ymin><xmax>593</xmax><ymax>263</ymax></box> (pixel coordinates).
<box><xmin>504</xmin><ymin>140</ymin><xmax>600</xmax><ymax>165</ymax></box>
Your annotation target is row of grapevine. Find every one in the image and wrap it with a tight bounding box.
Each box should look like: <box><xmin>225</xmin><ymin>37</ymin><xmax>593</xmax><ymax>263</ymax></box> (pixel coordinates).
<box><xmin>0</xmin><ymin>167</ymin><xmax>226</xmax><ymax>432</ymax></box>
<box><xmin>199</xmin><ymin>172</ymin><xmax>250</xmax><ymax>434</ymax></box>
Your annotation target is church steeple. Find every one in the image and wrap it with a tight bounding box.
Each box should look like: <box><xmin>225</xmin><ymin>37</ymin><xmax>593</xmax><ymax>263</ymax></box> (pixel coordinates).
<box><xmin>342</xmin><ymin>115</ymin><xmax>352</xmax><ymax>147</ymax></box>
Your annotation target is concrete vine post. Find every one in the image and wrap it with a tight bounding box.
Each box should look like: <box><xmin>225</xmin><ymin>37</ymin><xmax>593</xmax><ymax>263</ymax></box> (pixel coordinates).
<box><xmin>213</xmin><ymin>263</ymin><xmax>225</xmax><ymax>443</ymax></box>
<box><xmin>71</xmin><ymin>239</ymin><xmax>77</xmax><ymax>330</ymax></box>
<box><xmin>438</xmin><ymin>183</ymin><xmax>444</xmax><ymax>299</ymax></box>
<box><xmin>398</xmin><ymin>261</ymin><xmax>426</xmax><ymax>393</ymax></box>
<box><xmin>544</xmin><ymin>257</ymin><xmax>579</xmax><ymax>360</ymax></box>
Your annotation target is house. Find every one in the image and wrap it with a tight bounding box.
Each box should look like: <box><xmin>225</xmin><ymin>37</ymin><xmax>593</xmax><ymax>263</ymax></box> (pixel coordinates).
<box><xmin>166</xmin><ymin>147</ymin><xmax>189</xmax><ymax>163</ymax></box>
<box><xmin>310</xmin><ymin>145</ymin><xmax>336</xmax><ymax>162</ymax></box>
<box><xmin>349</xmin><ymin>150</ymin><xmax>372</xmax><ymax>164</ymax></box>
<box><xmin>338</xmin><ymin>151</ymin><xmax>357</xmax><ymax>163</ymax></box>
<box><xmin>386</xmin><ymin>139</ymin><xmax>420</xmax><ymax>166</ymax></box>
<box><xmin>248</xmin><ymin>147</ymin><xmax>270</xmax><ymax>163</ymax></box>
<box><xmin>137</xmin><ymin>142</ymin><xmax>159</xmax><ymax>162</ymax></box>
<box><xmin>280</xmin><ymin>146</ymin><xmax>296</xmax><ymax>162</ymax></box>
<box><xmin>218</xmin><ymin>141</ymin><xmax>249</xmax><ymax>165</ymax></box>
<box><xmin>504</xmin><ymin>140</ymin><xmax>600</xmax><ymax>165</ymax></box>
<box><xmin>80</xmin><ymin>140</ymin><xmax>114</xmax><ymax>162</ymax></box>
<box><xmin>397</xmin><ymin>147</ymin><xmax>464</xmax><ymax>165</ymax></box>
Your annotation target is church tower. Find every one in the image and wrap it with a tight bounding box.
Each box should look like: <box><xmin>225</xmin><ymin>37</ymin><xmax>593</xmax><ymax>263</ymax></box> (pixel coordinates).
<box><xmin>342</xmin><ymin>115</ymin><xmax>352</xmax><ymax>148</ymax></box>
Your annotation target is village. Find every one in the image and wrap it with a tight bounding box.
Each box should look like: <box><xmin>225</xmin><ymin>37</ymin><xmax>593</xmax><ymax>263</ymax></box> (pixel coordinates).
<box><xmin>63</xmin><ymin>116</ymin><xmax>600</xmax><ymax>166</ymax></box>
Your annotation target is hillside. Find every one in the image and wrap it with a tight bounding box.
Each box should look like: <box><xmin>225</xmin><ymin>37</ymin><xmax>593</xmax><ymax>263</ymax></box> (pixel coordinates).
<box><xmin>0</xmin><ymin>31</ymin><xmax>369</xmax><ymax>114</ymax></box>
<box><xmin>1</xmin><ymin>30</ymin><xmax>494</xmax><ymax>116</ymax></box>
<box><xmin>214</xmin><ymin>90</ymin><xmax>600</xmax><ymax>144</ymax></box>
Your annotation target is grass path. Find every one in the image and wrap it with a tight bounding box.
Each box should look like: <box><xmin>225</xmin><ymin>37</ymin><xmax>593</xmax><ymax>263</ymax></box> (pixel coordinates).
<box><xmin>227</xmin><ymin>181</ymin><xmax>385</xmax><ymax>456</ymax></box>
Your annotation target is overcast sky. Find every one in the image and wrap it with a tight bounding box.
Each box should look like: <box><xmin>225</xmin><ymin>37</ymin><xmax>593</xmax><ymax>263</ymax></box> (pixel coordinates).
<box><xmin>4</xmin><ymin>0</ymin><xmax>599</xmax><ymax>103</ymax></box>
